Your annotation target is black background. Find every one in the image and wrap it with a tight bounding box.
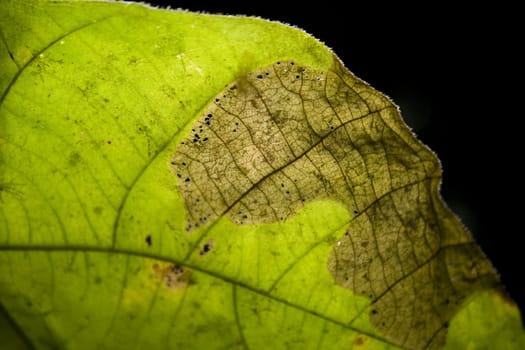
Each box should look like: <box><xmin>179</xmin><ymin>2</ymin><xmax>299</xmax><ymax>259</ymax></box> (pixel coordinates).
<box><xmin>143</xmin><ymin>1</ymin><xmax>523</xmax><ymax>312</ymax></box>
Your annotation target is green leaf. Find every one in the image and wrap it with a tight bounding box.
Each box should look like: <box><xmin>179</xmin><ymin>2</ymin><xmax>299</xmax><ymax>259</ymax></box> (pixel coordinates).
<box><xmin>0</xmin><ymin>1</ymin><xmax>523</xmax><ymax>349</ymax></box>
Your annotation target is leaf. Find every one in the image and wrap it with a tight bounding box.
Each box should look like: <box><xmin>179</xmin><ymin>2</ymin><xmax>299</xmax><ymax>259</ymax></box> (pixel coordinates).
<box><xmin>0</xmin><ymin>1</ymin><xmax>523</xmax><ymax>349</ymax></box>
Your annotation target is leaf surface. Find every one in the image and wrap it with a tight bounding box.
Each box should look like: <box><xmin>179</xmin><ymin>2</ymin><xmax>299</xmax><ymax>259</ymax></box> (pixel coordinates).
<box><xmin>0</xmin><ymin>1</ymin><xmax>523</xmax><ymax>349</ymax></box>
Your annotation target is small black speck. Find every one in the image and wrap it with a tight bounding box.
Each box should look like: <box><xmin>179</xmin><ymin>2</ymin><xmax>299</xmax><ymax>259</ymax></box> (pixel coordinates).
<box><xmin>185</xmin><ymin>177</ymin><xmax>190</xmax><ymax>182</ymax></box>
<box><xmin>290</xmin><ymin>61</ymin><xmax>295</xmax><ymax>65</ymax></box>
<box><xmin>172</xmin><ymin>264</ymin><xmax>184</xmax><ymax>274</ymax></box>
<box><xmin>235</xmin><ymin>122</ymin><xmax>239</xmax><ymax>126</ymax></box>
<box><xmin>353</xmin><ymin>210</ymin><xmax>359</xmax><ymax>214</ymax></box>
<box><xmin>206</xmin><ymin>121</ymin><xmax>211</xmax><ymax>126</ymax></box>
<box><xmin>233</xmin><ymin>129</ymin><xmax>237</xmax><ymax>132</ymax></box>
<box><xmin>281</xmin><ymin>183</ymin><xmax>285</xmax><ymax>187</ymax></box>
<box><xmin>285</xmin><ymin>191</ymin><xmax>290</xmax><ymax>194</ymax></box>
<box><xmin>181</xmin><ymin>162</ymin><xmax>186</xmax><ymax>166</ymax></box>
<box><xmin>199</xmin><ymin>243</ymin><xmax>211</xmax><ymax>256</ymax></box>
<box><xmin>194</xmin><ymin>134</ymin><xmax>200</xmax><ymax>139</ymax></box>
<box><xmin>265</xmin><ymin>72</ymin><xmax>269</xmax><ymax>76</ymax></box>
<box><xmin>371</xmin><ymin>309</ymin><xmax>378</xmax><ymax>315</ymax></box>
<box><xmin>242</xmin><ymin>215</ymin><xmax>248</xmax><ymax>219</ymax></box>
<box><xmin>330</xmin><ymin>126</ymin><xmax>334</xmax><ymax>130</ymax></box>
<box><xmin>192</xmin><ymin>129</ymin><xmax>195</xmax><ymax>132</ymax></box>
<box><xmin>215</xmin><ymin>98</ymin><xmax>220</xmax><ymax>102</ymax></box>
<box><xmin>145</xmin><ymin>235</ymin><xmax>152</xmax><ymax>246</ymax></box>
<box><xmin>230</xmin><ymin>85</ymin><xmax>237</xmax><ymax>91</ymax></box>
<box><xmin>256</xmin><ymin>74</ymin><xmax>263</xmax><ymax>79</ymax></box>
<box><xmin>444</xmin><ymin>322</ymin><xmax>449</xmax><ymax>329</ymax></box>
<box><xmin>181</xmin><ymin>142</ymin><xmax>185</xmax><ymax>145</ymax></box>
<box><xmin>276</xmin><ymin>61</ymin><xmax>281</xmax><ymax>65</ymax></box>
<box><xmin>107</xmin><ymin>141</ymin><xmax>112</xmax><ymax>144</ymax></box>
<box><xmin>171</xmin><ymin>161</ymin><xmax>176</xmax><ymax>165</ymax></box>
<box><xmin>208</xmin><ymin>113</ymin><xmax>213</xmax><ymax>118</ymax></box>
<box><xmin>295</xmin><ymin>75</ymin><xmax>300</xmax><ymax>79</ymax></box>
<box><xmin>202</xmin><ymin>137</ymin><xmax>208</xmax><ymax>142</ymax></box>
<box><xmin>176</xmin><ymin>173</ymin><xmax>181</xmax><ymax>178</ymax></box>
<box><xmin>193</xmin><ymin>138</ymin><xmax>198</xmax><ymax>143</ymax></box>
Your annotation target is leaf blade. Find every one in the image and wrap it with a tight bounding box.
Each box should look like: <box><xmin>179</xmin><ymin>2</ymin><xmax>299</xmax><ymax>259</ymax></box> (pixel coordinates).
<box><xmin>0</xmin><ymin>1</ymin><xmax>522</xmax><ymax>350</ymax></box>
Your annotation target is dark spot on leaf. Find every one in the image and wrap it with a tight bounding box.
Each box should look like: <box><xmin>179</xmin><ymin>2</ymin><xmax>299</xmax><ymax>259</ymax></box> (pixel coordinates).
<box><xmin>199</xmin><ymin>240</ymin><xmax>213</xmax><ymax>256</ymax></box>
<box><xmin>145</xmin><ymin>235</ymin><xmax>152</xmax><ymax>246</ymax></box>
<box><xmin>93</xmin><ymin>206</ymin><xmax>103</xmax><ymax>215</ymax></box>
<box><xmin>68</xmin><ymin>152</ymin><xmax>81</xmax><ymax>166</ymax></box>
<box><xmin>354</xmin><ymin>337</ymin><xmax>364</xmax><ymax>346</ymax></box>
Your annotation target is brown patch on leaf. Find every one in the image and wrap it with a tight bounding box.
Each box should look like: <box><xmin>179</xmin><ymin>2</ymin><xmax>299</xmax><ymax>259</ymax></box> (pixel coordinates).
<box><xmin>152</xmin><ymin>262</ymin><xmax>191</xmax><ymax>291</ymax></box>
<box><xmin>171</xmin><ymin>60</ymin><xmax>501</xmax><ymax>349</ymax></box>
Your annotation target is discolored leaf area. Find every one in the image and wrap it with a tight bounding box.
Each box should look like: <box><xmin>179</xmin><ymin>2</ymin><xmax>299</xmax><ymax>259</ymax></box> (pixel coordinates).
<box><xmin>0</xmin><ymin>1</ymin><xmax>523</xmax><ymax>350</ymax></box>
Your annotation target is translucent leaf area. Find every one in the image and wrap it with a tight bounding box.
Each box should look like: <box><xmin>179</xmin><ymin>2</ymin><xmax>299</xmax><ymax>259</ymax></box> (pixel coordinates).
<box><xmin>0</xmin><ymin>1</ymin><xmax>523</xmax><ymax>349</ymax></box>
